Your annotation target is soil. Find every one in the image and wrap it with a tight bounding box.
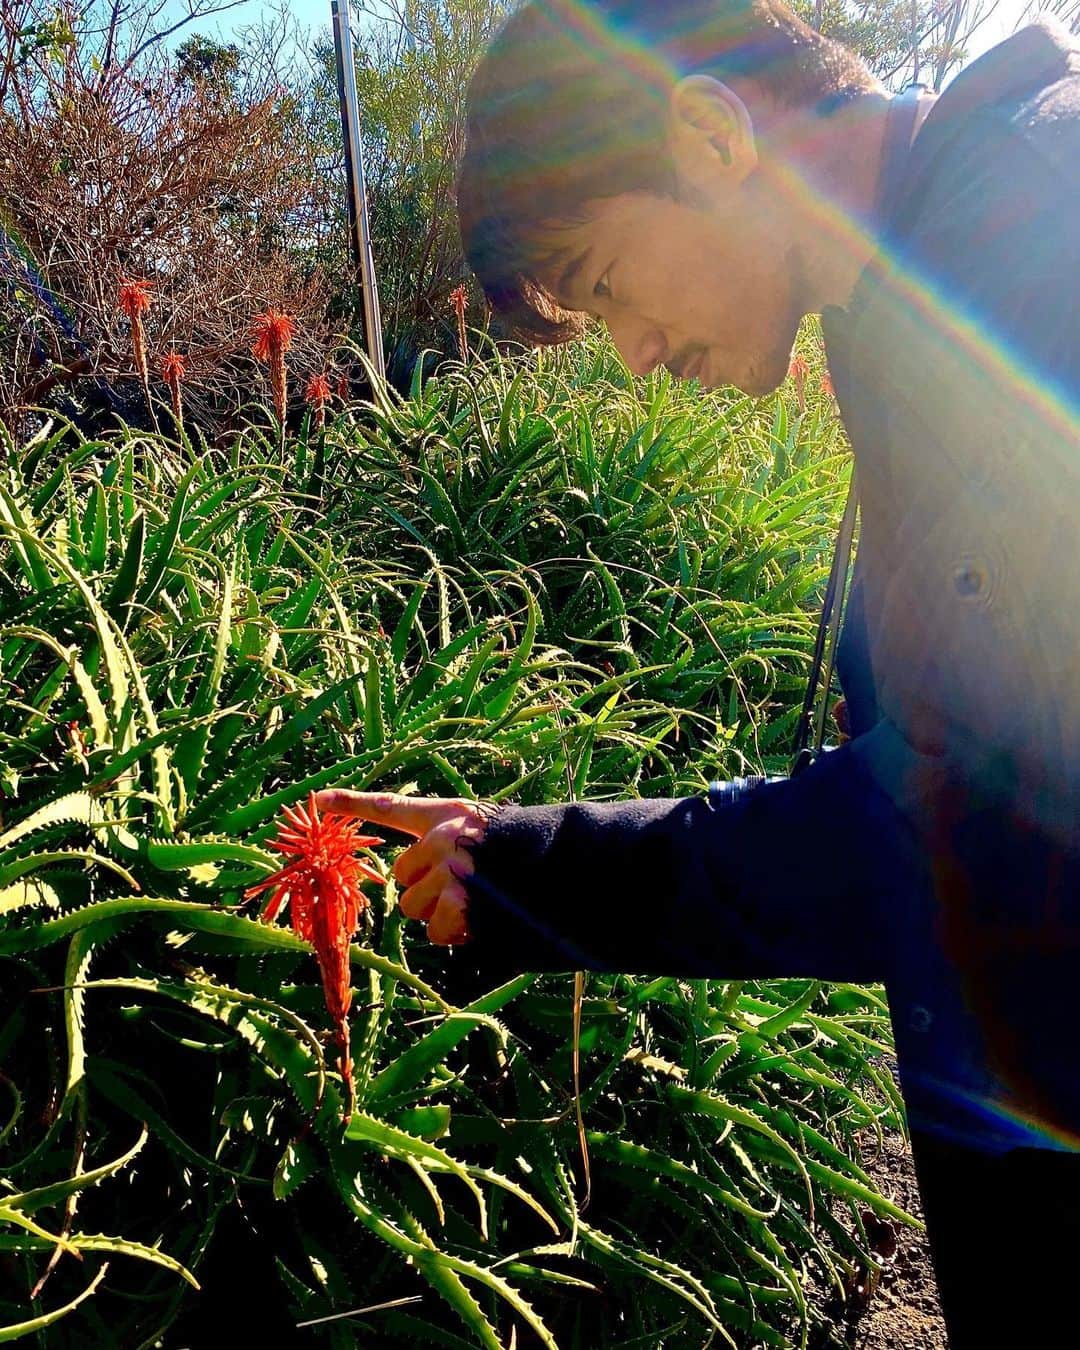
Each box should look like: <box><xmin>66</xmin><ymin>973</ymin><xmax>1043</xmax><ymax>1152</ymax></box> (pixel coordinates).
<box><xmin>811</xmin><ymin>1127</ymin><xmax>949</xmax><ymax>1350</ymax></box>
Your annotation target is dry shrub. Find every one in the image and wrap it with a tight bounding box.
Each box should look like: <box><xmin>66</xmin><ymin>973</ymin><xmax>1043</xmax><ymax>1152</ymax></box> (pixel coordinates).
<box><xmin>0</xmin><ymin>0</ymin><xmax>336</xmax><ymax>427</ymax></box>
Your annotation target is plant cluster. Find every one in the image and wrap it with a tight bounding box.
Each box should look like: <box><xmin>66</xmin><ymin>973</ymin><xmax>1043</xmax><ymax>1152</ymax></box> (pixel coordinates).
<box><xmin>0</xmin><ymin>330</ymin><xmax>911</xmax><ymax>1348</ymax></box>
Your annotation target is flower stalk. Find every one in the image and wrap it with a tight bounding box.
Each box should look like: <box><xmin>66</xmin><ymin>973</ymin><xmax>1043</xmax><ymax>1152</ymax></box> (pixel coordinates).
<box><xmin>449</xmin><ymin>284</ymin><xmax>469</xmax><ymax>361</ymax></box>
<box><xmin>161</xmin><ymin>351</ymin><xmax>186</xmax><ymax>427</ymax></box>
<box><xmin>118</xmin><ymin>278</ymin><xmax>157</xmax><ymax>426</ymax></box>
<box><xmin>305</xmin><ymin>372</ymin><xmax>332</xmax><ymax>432</ymax></box>
<box><xmin>252</xmin><ymin>309</ymin><xmax>298</xmax><ymax>428</ymax></box>
<box><xmin>244</xmin><ymin>793</ymin><xmax>385</xmax><ymax>1119</ymax></box>
<box><xmin>788</xmin><ymin>354</ymin><xmax>809</xmax><ymax>413</ymax></box>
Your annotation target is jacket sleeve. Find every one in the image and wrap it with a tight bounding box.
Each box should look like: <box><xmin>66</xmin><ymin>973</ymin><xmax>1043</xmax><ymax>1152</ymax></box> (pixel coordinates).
<box><xmin>460</xmin><ymin>732</ymin><xmax>927</xmax><ymax>983</ymax></box>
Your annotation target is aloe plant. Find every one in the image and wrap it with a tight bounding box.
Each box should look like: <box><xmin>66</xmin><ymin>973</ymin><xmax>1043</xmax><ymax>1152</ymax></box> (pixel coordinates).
<box><xmin>0</xmin><ymin>331</ymin><xmax>911</xmax><ymax>1348</ymax></box>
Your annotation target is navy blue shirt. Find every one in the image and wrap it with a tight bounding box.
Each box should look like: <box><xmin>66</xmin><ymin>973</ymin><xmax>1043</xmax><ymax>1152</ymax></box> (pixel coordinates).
<box><xmin>464</xmin><ymin>23</ymin><xmax>1080</xmax><ymax>1156</ymax></box>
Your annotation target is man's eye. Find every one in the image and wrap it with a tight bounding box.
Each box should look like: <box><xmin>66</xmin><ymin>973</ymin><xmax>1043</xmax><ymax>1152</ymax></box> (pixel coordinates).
<box><xmin>593</xmin><ymin>269</ymin><xmax>613</xmax><ymax>300</ymax></box>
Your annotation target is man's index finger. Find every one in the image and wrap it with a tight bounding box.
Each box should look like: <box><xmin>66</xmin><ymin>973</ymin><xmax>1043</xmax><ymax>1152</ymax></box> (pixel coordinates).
<box><xmin>314</xmin><ymin>789</ymin><xmax>458</xmax><ymax>837</ymax></box>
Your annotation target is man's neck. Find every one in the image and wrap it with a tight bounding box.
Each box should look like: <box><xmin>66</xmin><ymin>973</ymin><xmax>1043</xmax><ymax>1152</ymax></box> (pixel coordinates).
<box><xmin>761</xmin><ymin>88</ymin><xmax>897</xmax><ymax>313</ymax></box>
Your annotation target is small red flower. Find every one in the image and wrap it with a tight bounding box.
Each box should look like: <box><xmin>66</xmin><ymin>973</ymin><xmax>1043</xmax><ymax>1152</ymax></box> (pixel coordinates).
<box><xmin>820</xmin><ymin>369</ymin><xmax>835</xmax><ymax>399</ymax></box>
<box><xmin>161</xmin><ymin>351</ymin><xmax>186</xmax><ymax>384</ymax></box>
<box><xmin>245</xmin><ymin>793</ymin><xmax>385</xmax><ymax>1118</ymax></box>
<box><xmin>118</xmin><ymin>278</ymin><xmax>153</xmax><ymax>320</ymax></box>
<box><xmin>252</xmin><ymin>309</ymin><xmax>298</xmax><ymax>364</ymax></box>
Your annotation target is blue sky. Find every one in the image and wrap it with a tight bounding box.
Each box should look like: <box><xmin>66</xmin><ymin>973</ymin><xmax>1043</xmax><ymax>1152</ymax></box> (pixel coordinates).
<box><xmin>173</xmin><ymin>0</ymin><xmax>1052</xmax><ymax>79</ymax></box>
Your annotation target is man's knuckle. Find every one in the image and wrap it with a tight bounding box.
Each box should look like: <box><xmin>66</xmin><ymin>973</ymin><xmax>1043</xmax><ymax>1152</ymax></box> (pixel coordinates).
<box><xmin>392</xmin><ymin>848</ymin><xmax>420</xmax><ymax>884</ymax></box>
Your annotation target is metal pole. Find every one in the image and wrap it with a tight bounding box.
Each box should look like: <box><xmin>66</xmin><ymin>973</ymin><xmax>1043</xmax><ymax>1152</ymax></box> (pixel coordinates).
<box><xmin>331</xmin><ymin>0</ymin><xmax>386</xmax><ymax>382</ymax></box>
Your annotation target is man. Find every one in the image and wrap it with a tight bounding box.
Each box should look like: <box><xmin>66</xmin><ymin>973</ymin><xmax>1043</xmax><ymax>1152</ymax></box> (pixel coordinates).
<box><xmin>319</xmin><ymin>2</ymin><xmax>1080</xmax><ymax>1343</ymax></box>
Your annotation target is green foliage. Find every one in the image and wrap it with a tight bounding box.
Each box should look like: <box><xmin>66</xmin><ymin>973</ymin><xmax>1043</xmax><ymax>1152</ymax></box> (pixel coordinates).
<box><xmin>0</xmin><ymin>332</ymin><xmax>909</xmax><ymax>1348</ymax></box>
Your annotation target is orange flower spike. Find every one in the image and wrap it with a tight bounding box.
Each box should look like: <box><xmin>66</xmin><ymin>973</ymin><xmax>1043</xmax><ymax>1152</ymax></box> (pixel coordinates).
<box><xmin>252</xmin><ymin>309</ymin><xmax>298</xmax><ymax>426</ymax></box>
<box><xmin>118</xmin><ymin>278</ymin><xmax>153</xmax><ymax>320</ymax></box>
<box><xmin>118</xmin><ymin>278</ymin><xmax>154</xmax><ymax>389</ymax></box>
<box><xmin>245</xmin><ymin>792</ymin><xmax>385</xmax><ymax>1119</ymax></box>
<box><xmin>305</xmin><ymin>372</ymin><xmax>332</xmax><ymax>431</ymax></box>
<box><xmin>820</xmin><ymin>369</ymin><xmax>835</xmax><ymax>399</ymax></box>
<box><xmin>449</xmin><ymin>283</ymin><xmax>469</xmax><ymax>360</ymax></box>
<box><xmin>161</xmin><ymin>351</ymin><xmax>186</xmax><ymax>425</ymax></box>
<box><xmin>788</xmin><ymin>353</ymin><xmax>810</xmax><ymax>414</ymax></box>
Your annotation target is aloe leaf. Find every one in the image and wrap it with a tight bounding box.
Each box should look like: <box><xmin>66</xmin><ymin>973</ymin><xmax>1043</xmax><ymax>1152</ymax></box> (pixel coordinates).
<box><xmin>134</xmin><ymin>460</ymin><xmax>197</xmax><ymax>610</ymax></box>
<box><xmin>89</xmin><ymin>1058</ymin><xmax>265</xmax><ymax>1187</ymax></box>
<box><xmin>0</xmin><ymin>1206</ymin><xmax>81</xmax><ymax>1256</ymax></box>
<box><xmin>173</xmin><ymin>555</ymin><xmax>233</xmax><ymax>798</ymax></box>
<box><xmin>103</xmin><ymin>509</ymin><xmax>145</xmax><ymax>625</ymax></box>
<box><xmin>0</xmin><ymin>850</ymin><xmax>140</xmax><ymax>892</ymax></box>
<box><xmin>346</xmin><ymin>1111</ymin><xmax>488</xmax><ymax>1237</ymax></box>
<box><xmin>0</xmin><ymin>899</ymin><xmax>448</xmax><ymax>1009</ymax></box>
<box><xmin>183</xmin><ymin>676</ymin><xmax>368</xmax><ymax>826</ymax></box>
<box><xmin>368</xmin><ymin>976</ymin><xmax>533</xmax><ymax>1105</ymax></box>
<box><xmin>0</xmin><ymin>1260</ymin><xmax>109</xmax><ymax>1342</ymax></box>
<box><xmin>3</xmin><ymin>1125</ymin><xmax>148</xmax><ymax>1213</ymax></box>
<box><xmin>0</xmin><ymin>792</ymin><xmax>100</xmax><ymax>855</ymax></box>
<box><xmin>389</xmin><ymin>579</ymin><xmax>427</xmax><ymax>666</ymax></box>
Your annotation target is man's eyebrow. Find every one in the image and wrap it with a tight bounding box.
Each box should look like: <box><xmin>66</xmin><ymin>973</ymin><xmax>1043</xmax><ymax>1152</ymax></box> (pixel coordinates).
<box><xmin>556</xmin><ymin>247</ymin><xmax>592</xmax><ymax>304</ymax></box>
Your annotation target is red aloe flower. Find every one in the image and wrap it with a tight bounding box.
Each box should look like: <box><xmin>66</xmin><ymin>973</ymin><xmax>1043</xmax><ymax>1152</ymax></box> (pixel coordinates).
<box><xmin>252</xmin><ymin>309</ymin><xmax>298</xmax><ymax>426</ymax></box>
<box><xmin>118</xmin><ymin>278</ymin><xmax>153</xmax><ymax>392</ymax></box>
<box><xmin>245</xmin><ymin>788</ymin><xmax>383</xmax><ymax>1117</ymax></box>
<box><xmin>161</xmin><ymin>351</ymin><xmax>186</xmax><ymax>425</ymax></box>
<box><xmin>118</xmin><ymin>278</ymin><xmax>153</xmax><ymax>320</ymax></box>
<box><xmin>820</xmin><ymin>369</ymin><xmax>835</xmax><ymax>399</ymax></box>
<box><xmin>245</xmin><ymin>793</ymin><xmax>385</xmax><ymax>1119</ymax></box>
<box><xmin>449</xmin><ymin>283</ymin><xmax>469</xmax><ymax>360</ymax></box>
<box><xmin>788</xmin><ymin>353</ymin><xmax>810</xmax><ymax>413</ymax></box>
<box><xmin>305</xmin><ymin>372</ymin><xmax>332</xmax><ymax>431</ymax></box>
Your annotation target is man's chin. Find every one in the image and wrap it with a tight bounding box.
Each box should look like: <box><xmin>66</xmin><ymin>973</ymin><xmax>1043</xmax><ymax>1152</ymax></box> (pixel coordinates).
<box><xmin>741</xmin><ymin>342</ymin><xmax>798</xmax><ymax>397</ymax></box>
<box><xmin>697</xmin><ymin>345</ymin><xmax>790</xmax><ymax>396</ymax></box>
<box><xmin>732</xmin><ymin>366</ymin><xmax>785</xmax><ymax>398</ymax></box>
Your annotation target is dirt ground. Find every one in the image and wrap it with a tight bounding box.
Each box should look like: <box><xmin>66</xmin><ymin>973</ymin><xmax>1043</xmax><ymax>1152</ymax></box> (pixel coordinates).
<box><xmin>811</xmin><ymin>1127</ymin><xmax>948</xmax><ymax>1350</ymax></box>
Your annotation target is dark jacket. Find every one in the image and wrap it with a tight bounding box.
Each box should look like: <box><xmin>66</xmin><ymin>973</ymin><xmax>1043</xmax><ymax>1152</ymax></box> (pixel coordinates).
<box><xmin>464</xmin><ymin>23</ymin><xmax>1080</xmax><ymax>1155</ymax></box>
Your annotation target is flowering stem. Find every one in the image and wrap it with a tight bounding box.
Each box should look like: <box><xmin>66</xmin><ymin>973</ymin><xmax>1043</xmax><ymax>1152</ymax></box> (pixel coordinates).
<box><xmin>162</xmin><ymin>353</ymin><xmax>186</xmax><ymax>432</ymax></box>
<box><xmin>337</xmin><ymin>1021</ymin><xmax>355</xmax><ymax>1120</ymax></box>
<box><xmin>118</xmin><ymin>279</ymin><xmax>159</xmax><ymax>432</ymax></box>
<box><xmin>271</xmin><ymin>348</ymin><xmax>287</xmax><ymax>427</ymax></box>
<box><xmin>252</xmin><ymin>310</ymin><xmax>298</xmax><ymax>449</ymax></box>
<box><xmin>449</xmin><ymin>285</ymin><xmax>469</xmax><ymax>362</ymax></box>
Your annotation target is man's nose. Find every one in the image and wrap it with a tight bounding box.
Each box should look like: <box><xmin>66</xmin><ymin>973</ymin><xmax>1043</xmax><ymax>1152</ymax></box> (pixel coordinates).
<box><xmin>605</xmin><ymin>316</ymin><xmax>667</xmax><ymax>377</ymax></box>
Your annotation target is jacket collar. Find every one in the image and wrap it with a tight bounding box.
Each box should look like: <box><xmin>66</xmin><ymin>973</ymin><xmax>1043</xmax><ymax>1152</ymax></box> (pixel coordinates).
<box><xmin>918</xmin><ymin>20</ymin><xmax>1075</xmax><ymax>139</ymax></box>
<box><xmin>894</xmin><ymin>21</ymin><xmax>1077</xmax><ymax>222</ymax></box>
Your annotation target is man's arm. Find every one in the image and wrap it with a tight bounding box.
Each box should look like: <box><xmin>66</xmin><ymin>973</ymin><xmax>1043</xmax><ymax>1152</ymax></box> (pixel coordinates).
<box><xmin>458</xmin><ymin>732</ymin><xmax>926</xmax><ymax>982</ymax></box>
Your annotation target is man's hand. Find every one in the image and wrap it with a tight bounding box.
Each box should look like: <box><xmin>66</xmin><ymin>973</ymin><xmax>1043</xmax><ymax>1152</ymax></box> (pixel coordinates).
<box><xmin>314</xmin><ymin>790</ymin><xmax>486</xmax><ymax>946</ymax></box>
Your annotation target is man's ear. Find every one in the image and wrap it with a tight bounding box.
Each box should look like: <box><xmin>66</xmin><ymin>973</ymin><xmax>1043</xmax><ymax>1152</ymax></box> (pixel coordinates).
<box><xmin>668</xmin><ymin>74</ymin><xmax>758</xmax><ymax>198</ymax></box>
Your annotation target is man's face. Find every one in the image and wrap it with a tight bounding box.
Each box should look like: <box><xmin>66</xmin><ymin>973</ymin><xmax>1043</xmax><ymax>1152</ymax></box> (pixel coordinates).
<box><xmin>545</xmin><ymin>187</ymin><xmax>805</xmax><ymax>395</ymax></box>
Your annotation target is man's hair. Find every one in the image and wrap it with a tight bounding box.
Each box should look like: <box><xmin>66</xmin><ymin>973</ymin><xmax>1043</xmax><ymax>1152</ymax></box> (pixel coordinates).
<box><xmin>458</xmin><ymin>0</ymin><xmax>875</xmax><ymax>343</ymax></box>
